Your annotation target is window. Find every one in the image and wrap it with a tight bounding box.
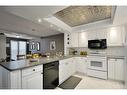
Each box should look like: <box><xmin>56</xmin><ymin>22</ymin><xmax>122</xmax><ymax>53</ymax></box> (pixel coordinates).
<box><xmin>11</xmin><ymin>40</ymin><xmax>26</xmax><ymax>60</ymax></box>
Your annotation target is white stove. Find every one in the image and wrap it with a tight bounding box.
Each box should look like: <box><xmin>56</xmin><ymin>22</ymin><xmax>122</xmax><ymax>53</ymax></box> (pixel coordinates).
<box><xmin>87</xmin><ymin>51</ymin><xmax>107</xmax><ymax>79</ymax></box>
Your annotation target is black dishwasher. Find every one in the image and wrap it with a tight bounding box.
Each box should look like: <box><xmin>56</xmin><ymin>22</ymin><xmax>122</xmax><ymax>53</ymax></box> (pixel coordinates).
<box><xmin>43</xmin><ymin>61</ymin><xmax>59</xmax><ymax>89</ymax></box>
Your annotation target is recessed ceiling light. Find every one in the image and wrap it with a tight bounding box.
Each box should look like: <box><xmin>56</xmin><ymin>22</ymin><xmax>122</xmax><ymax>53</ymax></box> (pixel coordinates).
<box><xmin>16</xmin><ymin>35</ymin><xmax>20</xmax><ymax>38</ymax></box>
<box><xmin>38</xmin><ymin>18</ymin><xmax>42</xmax><ymax>23</ymax></box>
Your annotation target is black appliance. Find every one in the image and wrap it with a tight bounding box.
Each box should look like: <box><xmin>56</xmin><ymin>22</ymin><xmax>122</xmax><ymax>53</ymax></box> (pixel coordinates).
<box><xmin>88</xmin><ymin>39</ymin><xmax>107</xmax><ymax>49</ymax></box>
<box><xmin>43</xmin><ymin>61</ymin><xmax>59</xmax><ymax>89</ymax></box>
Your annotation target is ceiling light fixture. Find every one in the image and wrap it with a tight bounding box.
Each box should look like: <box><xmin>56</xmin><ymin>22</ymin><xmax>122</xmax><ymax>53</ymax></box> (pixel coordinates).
<box><xmin>16</xmin><ymin>35</ymin><xmax>20</xmax><ymax>38</ymax></box>
<box><xmin>38</xmin><ymin>18</ymin><xmax>42</xmax><ymax>23</ymax></box>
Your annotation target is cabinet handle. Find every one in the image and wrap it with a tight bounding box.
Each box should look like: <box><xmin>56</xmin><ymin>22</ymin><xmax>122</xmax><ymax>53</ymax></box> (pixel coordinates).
<box><xmin>33</xmin><ymin>69</ymin><xmax>35</xmax><ymax>71</ymax></box>
<box><xmin>41</xmin><ymin>72</ymin><xmax>43</xmax><ymax>74</ymax></box>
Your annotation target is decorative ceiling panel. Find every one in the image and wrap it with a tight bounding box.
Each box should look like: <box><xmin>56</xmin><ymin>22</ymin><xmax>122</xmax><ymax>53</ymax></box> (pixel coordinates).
<box><xmin>54</xmin><ymin>6</ymin><xmax>113</xmax><ymax>27</ymax></box>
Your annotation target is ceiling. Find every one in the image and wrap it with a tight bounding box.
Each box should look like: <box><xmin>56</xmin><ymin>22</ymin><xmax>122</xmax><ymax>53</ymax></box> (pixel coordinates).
<box><xmin>54</xmin><ymin>6</ymin><xmax>112</xmax><ymax>27</ymax></box>
<box><xmin>0</xmin><ymin>6</ymin><xmax>67</xmax><ymax>37</ymax></box>
<box><xmin>0</xmin><ymin>6</ymin><xmax>122</xmax><ymax>38</ymax></box>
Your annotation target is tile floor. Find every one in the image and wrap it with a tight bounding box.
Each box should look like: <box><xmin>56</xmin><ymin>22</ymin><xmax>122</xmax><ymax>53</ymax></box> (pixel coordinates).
<box><xmin>56</xmin><ymin>73</ymin><xmax>125</xmax><ymax>89</ymax></box>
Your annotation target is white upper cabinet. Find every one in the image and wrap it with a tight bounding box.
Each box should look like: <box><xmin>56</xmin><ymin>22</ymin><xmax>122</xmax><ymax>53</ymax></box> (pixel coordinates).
<box><xmin>78</xmin><ymin>32</ymin><xmax>88</xmax><ymax>47</ymax></box>
<box><xmin>107</xmin><ymin>26</ymin><xmax>124</xmax><ymax>46</ymax></box>
<box><xmin>96</xmin><ymin>29</ymin><xmax>107</xmax><ymax>39</ymax></box>
<box><xmin>64</xmin><ymin>26</ymin><xmax>125</xmax><ymax>48</ymax></box>
<box><xmin>88</xmin><ymin>31</ymin><xmax>97</xmax><ymax>40</ymax></box>
<box><xmin>70</xmin><ymin>33</ymin><xmax>79</xmax><ymax>47</ymax></box>
<box><xmin>88</xmin><ymin>29</ymin><xmax>106</xmax><ymax>40</ymax></box>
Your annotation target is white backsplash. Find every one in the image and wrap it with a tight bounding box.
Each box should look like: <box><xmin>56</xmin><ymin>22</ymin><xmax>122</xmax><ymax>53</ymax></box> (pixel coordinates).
<box><xmin>69</xmin><ymin>46</ymin><xmax>125</xmax><ymax>56</ymax></box>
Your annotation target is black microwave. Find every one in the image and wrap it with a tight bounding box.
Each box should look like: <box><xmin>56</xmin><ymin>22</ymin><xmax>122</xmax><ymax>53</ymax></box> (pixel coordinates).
<box><xmin>88</xmin><ymin>39</ymin><xmax>107</xmax><ymax>49</ymax></box>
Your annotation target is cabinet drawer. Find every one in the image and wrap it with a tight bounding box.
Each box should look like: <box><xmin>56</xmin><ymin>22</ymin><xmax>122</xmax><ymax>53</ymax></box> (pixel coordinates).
<box><xmin>22</xmin><ymin>65</ymin><xmax>43</xmax><ymax>76</ymax></box>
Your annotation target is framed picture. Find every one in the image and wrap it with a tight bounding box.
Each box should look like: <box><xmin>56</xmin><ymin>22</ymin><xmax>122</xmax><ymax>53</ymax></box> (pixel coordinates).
<box><xmin>36</xmin><ymin>42</ymin><xmax>40</xmax><ymax>51</ymax></box>
<box><xmin>50</xmin><ymin>41</ymin><xmax>56</xmax><ymax>50</ymax></box>
<box><xmin>30</xmin><ymin>42</ymin><xmax>35</xmax><ymax>50</ymax></box>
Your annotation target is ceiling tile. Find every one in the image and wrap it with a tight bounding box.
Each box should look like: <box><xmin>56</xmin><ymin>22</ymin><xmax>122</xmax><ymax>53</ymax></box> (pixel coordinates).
<box><xmin>54</xmin><ymin>6</ymin><xmax>113</xmax><ymax>27</ymax></box>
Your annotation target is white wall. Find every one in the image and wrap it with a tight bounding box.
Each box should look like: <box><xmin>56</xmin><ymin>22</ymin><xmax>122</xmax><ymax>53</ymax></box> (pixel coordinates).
<box><xmin>123</xmin><ymin>23</ymin><xmax>127</xmax><ymax>88</ymax></box>
<box><xmin>0</xmin><ymin>35</ymin><xmax>6</xmax><ymax>59</ymax></box>
<box><xmin>0</xmin><ymin>66</ymin><xmax>2</xmax><ymax>88</ymax></box>
<box><xmin>29</xmin><ymin>38</ymin><xmax>41</xmax><ymax>54</ymax></box>
<box><xmin>0</xmin><ymin>35</ymin><xmax>6</xmax><ymax>89</ymax></box>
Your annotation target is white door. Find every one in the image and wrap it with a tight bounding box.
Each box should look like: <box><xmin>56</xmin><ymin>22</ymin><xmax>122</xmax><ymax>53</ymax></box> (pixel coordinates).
<box><xmin>22</xmin><ymin>71</ymin><xmax>43</xmax><ymax>89</ymax></box>
<box><xmin>11</xmin><ymin>40</ymin><xmax>18</xmax><ymax>60</ymax></box>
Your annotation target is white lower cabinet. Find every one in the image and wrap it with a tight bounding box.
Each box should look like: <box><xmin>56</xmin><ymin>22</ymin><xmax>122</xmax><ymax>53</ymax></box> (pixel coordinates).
<box><xmin>108</xmin><ymin>58</ymin><xmax>124</xmax><ymax>81</ymax></box>
<box><xmin>75</xmin><ymin>57</ymin><xmax>87</xmax><ymax>74</ymax></box>
<box><xmin>22</xmin><ymin>65</ymin><xmax>43</xmax><ymax>89</ymax></box>
<box><xmin>59</xmin><ymin>58</ymin><xmax>75</xmax><ymax>85</ymax></box>
<box><xmin>1</xmin><ymin>67</ymin><xmax>21</xmax><ymax>89</ymax></box>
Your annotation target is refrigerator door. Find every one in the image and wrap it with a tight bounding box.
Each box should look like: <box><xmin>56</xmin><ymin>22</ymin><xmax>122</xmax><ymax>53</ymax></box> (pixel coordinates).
<box><xmin>11</xmin><ymin>40</ymin><xmax>18</xmax><ymax>61</ymax></box>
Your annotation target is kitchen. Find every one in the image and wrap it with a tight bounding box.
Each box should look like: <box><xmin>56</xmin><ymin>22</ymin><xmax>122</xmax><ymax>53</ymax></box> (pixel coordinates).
<box><xmin>0</xmin><ymin>6</ymin><xmax>127</xmax><ymax>89</ymax></box>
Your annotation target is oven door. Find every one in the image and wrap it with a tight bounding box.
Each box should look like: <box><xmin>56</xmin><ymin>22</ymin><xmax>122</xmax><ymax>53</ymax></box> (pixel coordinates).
<box><xmin>87</xmin><ymin>57</ymin><xmax>107</xmax><ymax>71</ymax></box>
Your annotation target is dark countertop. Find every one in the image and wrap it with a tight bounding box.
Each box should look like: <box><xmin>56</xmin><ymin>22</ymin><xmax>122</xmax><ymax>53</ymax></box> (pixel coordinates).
<box><xmin>0</xmin><ymin>55</ymin><xmax>79</xmax><ymax>71</ymax></box>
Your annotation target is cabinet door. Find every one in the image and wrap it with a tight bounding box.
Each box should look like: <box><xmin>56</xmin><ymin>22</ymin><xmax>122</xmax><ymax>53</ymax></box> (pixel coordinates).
<box><xmin>88</xmin><ymin>31</ymin><xmax>97</xmax><ymax>40</ymax></box>
<box><xmin>96</xmin><ymin>29</ymin><xmax>107</xmax><ymax>39</ymax></box>
<box><xmin>67</xmin><ymin>58</ymin><xmax>75</xmax><ymax>76</ymax></box>
<box><xmin>22</xmin><ymin>71</ymin><xmax>43</xmax><ymax>89</ymax></box>
<box><xmin>59</xmin><ymin>58</ymin><xmax>75</xmax><ymax>84</ymax></box>
<box><xmin>75</xmin><ymin>57</ymin><xmax>87</xmax><ymax>74</ymax></box>
<box><xmin>108</xmin><ymin>59</ymin><xmax>115</xmax><ymax>80</ymax></box>
<box><xmin>107</xmin><ymin>26</ymin><xmax>123</xmax><ymax>46</ymax></box>
<box><xmin>78</xmin><ymin>32</ymin><xmax>88</xmax><ymax>47</ymax></box>
<box><xmin>59</xmin><ymin>61</ymin><xmax>68</xmax><ymax>84</ymax></box>
<box><xmin>108</xmin><ymin>59</ymin><xmax>124</xmax><ymax>81</ymax></box>
<box><xmin>115</xmin><ymin>59</ymin><xmax>124</xmax><ymax>81</ymax></box>
<box><xmin>70</xmin><ymin>33</ymin><xmax>79</xmax><ymax>47</ymax></box>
